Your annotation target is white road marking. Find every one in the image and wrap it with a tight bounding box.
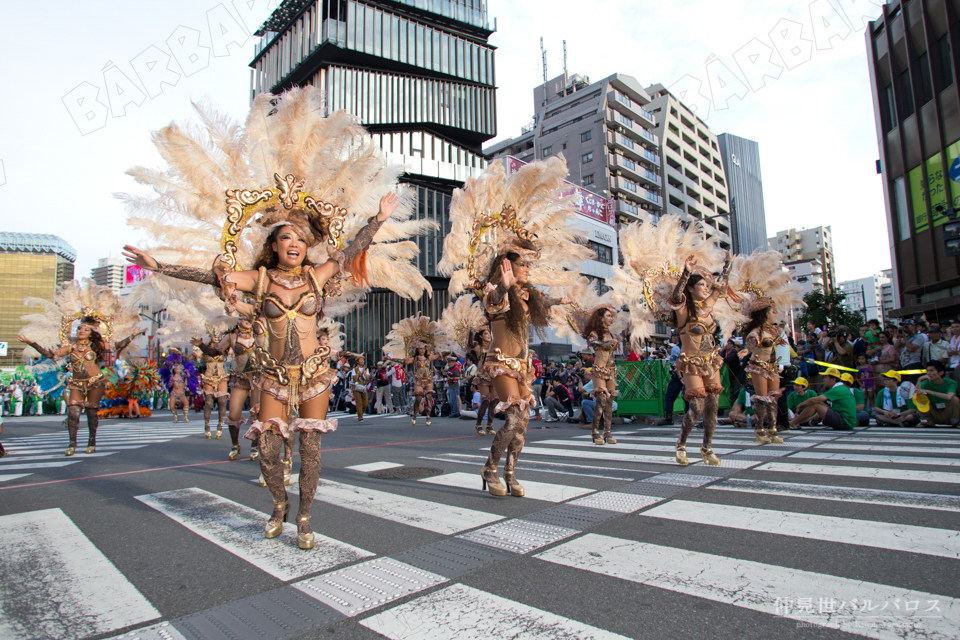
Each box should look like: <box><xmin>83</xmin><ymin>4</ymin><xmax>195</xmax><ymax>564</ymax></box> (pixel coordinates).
<box><xmin>513</xmin><ymin>446</ymin><xmax>700</xmax><ymax>466</ymax></box>
<box><xmin>282</xmin><ymin>475</ymin><xmax>503</xmax><ymax>534</ymax></box>
<box><xmin>756</xmin><ymin>462</ymin><xmax>960</xmax><ymax>484</ymax></box>
<box><xmin>567</xmin><ymin>491</ymin><xmax>663</xmax><ymax>513</ymax></box>
<box><xmin>345</xmin><ymin>461</ymin><xmax>404</xmax><ymax>472</ymax></box>
<box><xmin>841</xmin><ymin>438</ymin><xmax>960</xmax><ymax>445</ymax></box>
<box><xmin>0</xmin><ymin>474</ymin><xmax>31</xmax><ymax>483</ymax></box>
<box><xmin>575</xmin><ymin>435</ymin><xmax>804</xmax><ymax>448</ymax></box>
<box><xmin>360</xmin><ymin>584</ymin><xmax>630</xmax><ymax>640</ymax></box>
<box><xmin>536</xmin><ymin>534</ymin><xmax>959</xmax><ymax>640</ymax></box>
<box><xmin>0</xmin><ymin>461</ymin><xmax>83</xmax><ymax>471</ymax></box>
<box><xmin>641</xmin><ymin>500</ymin><xmax>960</xmax><ymax>559</ymax></box>
<box><xmin>533</xmin><ymin>438</ymin><xmax>743</xmax><ymax>455</ymax></box>
<box><xmin>790</xmin><ymin>451</ymin><xmax>960</xmax><ymax>466</ymax></box>
<box><xmin>0</xmin><ymin>508</ymin><xmax>159</xmax><ymax>640</ymax></box>
<box><xmin>418</xmin><ymin>472</ymin><xmax>594</xmax><ymax>503</ymax></box>
<box><xmin>709</xmin><ymin>478</ymin><xmax>960</xmax><ymax>512</ymax></box>
<box><xmin>0</xmin><ymin>453</ymin><xmax>117</xmax><ymax>463</ymax></box>
<box><xmin>813</xmin><ymin>443</ymin><xmax>960</xmax><ymax>454</ymax></box>
<box><xmin>136</xmin><ymin>488</ymin><xmax>372</xmax><ymax>581</ymax></box>
<box><xmin>418</xmin><ymin>455</ymin><xmax>636</xmax><ymax>481</ymax></box>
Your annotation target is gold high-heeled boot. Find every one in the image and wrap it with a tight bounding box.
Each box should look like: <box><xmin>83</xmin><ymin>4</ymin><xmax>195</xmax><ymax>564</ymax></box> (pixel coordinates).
<box><xmin>264</xmin><ymin>499</ymin><xmax>289</xmax><ymax>538</ymax></box>
<box><xmin>675</xmin><ymin>442</ymin><xmax>688</xmax><ymax>466</ymax></box>
<box><xmin>700</xmin><ymin>446</ymin><xmax>721</xmax><ymax>466</ymax></box>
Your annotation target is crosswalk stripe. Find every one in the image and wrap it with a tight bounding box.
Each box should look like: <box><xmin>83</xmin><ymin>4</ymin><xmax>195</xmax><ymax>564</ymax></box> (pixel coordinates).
<box><xmin>755</xmin><ymin>462</ymin><xmax>960</xmax><ymax>484</ymax></box>
<box><xmin>419</xmin><ymin>454</ymin><xmax>639</xmax><ymax>481</ymax></box>
<box><xmin>136</xmin><ymin>488</ymin><xmax>373</xmax><ymax>581</ymax></box>
<box><xmin>790</xmin><ymin>451</ymin><xmax>960</xmax><ymax>466</ymax></box>
<box><xmin>840</xmin><ymin>439</ymin><xmax>960</xmax><ymax>446</ymax></box>
<box><xmin>535</xmin><ymin>534</ymin><xmax>958</xmax><ymax>640</ymax></box>
<box><xmin>641</xmin><ymin>500</ymin><xmax>960</xmax><ymax>559</ymax></box>
<box><xmin>0</xmin><ymin>508</ymin><xmax>160</xmax><ymax>639</ymax></box>
<box><xmin>0</xmin><ymin>453</ymin><xmax>117</xmax><ymax>463</ymax></box>
<box><xmin>708</xmin><ymin>478</ymin><xmax>960</xmax><ymax>512</ymax></box>
<box><xmin>359</xmin><ymin>584</ymin><xmax>630</xmax><ymax>640</ymax></box>
<box><xmin>567</xmin><ymin>491</ymin><xmax>663</xmax><ymax>513</ymax></box>
<box><xmin>574</xmin><ymin>435</ymin><xmax>804</xmax><ymax>448</ymax></box>
<box><xmin>534</xmin><ymin>438</ymin><xmax>743</xmax><ymax>455</ymax></box>
<box><xmin>418</xmin><ymin>472</ymin><xmax>594</xmax><ymax>503</ymax></box>
<box><xmin>345</xmin><ymin>461</ymin><xmax>403</xmax><ymax>472</ymax></box>
<box><xmin>0</xmin><ymin>461</ymin><xmax>83</xmax><ymax>471</ymax></box>
<box><xmin>812</xmin><ymin>444</ymin><xmax>960</xmax><ymax>454</ymax></box>
<box><xmin>512</xmin><ymin>445</ymin><xmax>700</xmax><ymax>466</ymax></box>
<box><xmin>281</xmin><ymin>475</ymin><xmax>504</xmax><ymax>535</ymax></box>
<box><xmin>0</xmin><ymin>474</ymin><xmax>30</xmax><ymax>483</ymax></box>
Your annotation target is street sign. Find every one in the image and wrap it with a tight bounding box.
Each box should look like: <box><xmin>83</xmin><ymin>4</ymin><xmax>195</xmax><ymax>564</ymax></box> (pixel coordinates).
<box><xmin>0</xmin><ymin>342</ymin><xmax>7</xmax><ymax>357</ymax></box>
<box><xmin>944</xmin><ymin>220</ymin><xmax>960</xmax><ymax>257</ymax></box>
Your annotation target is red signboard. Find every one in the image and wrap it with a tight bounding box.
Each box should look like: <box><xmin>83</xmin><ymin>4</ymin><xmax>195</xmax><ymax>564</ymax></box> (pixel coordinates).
<box><xmin>125</xmin><ymin>264</ymin><xmax>148</xmax><ymax>285</ymax></box>
<box><xmin>504</xmin><ymin>156</ymin><xmax>614</xmax><ymax>226</ymax></box>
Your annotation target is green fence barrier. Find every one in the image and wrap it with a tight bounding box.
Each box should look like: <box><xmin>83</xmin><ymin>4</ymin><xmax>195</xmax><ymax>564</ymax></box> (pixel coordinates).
<box><xmin>614</xmin><ymin>360</ymin><xmax>732</xmax><ymax>417</ymax></box>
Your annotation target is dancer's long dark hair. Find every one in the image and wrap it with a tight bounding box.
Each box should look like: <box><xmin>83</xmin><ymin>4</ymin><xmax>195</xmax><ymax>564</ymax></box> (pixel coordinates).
<box><xmin>742</xmin><ymin>306</ymin><xmax>772</xmax><ymax>342</ymax></box>
<box><xmin>80</xmin><ymin>320</ymin><xmax>106</xmax><ymax>362</ymax></box>
<box><xmin>671</xmin><ymin>273</ymin><xmax>705</xmax><ymax>326</ymax></box>
<box><xmin>583</xmin><ymin>307</ymin><xmax>613</xmax><ymax>342</ymax></box>
<box><xmin>486</xmin><ymin>241</ymin><xmax>549</xmax><ymax>340</ymax></box>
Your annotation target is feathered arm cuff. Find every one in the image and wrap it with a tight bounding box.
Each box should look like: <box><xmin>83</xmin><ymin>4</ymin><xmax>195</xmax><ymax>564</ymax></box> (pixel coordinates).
<box><xmin>343</xmin><ymin>216</ymin><xmax>384</xmax><ymax>265</ymax></box>
<box><xmin>114</xmin><ymin>332</ymin><xmax>139</xmax><ymax>356</ymax></box>
<box><xmin>669</xmin><ymin>266</ymin><xmax>691</xmax><ymax>309</ymax></box>
<box><xmin>195</xmin><ymin>341</ymin><xmax>223</xmax><ymax>357</ymax></box>
<box><xmin>24</xmin><ymin>340</ymin><xmax>55</xmax><ymax>360</ymax></box>
<box><xmin>483</xmin><ymin>282</ymin><xmax>509</xmax><ymax>315</ymax></box>
<box><xmin>155</xmin><ymin>261</ymin><xmax>218</xmax><ymax>286</ymax></box>
<box><xmin>713</xmin><ymin>254</ymin><xmax>732</xmax><ymax>295</ymax></box>
<box><xmin>542</xmin><ymin>293</ymin><xmax>564</xmax><ymax>308</ymax></box>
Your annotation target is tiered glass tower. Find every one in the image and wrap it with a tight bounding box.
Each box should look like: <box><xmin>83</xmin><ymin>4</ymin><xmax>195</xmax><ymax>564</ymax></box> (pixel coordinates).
<box><xmin>250</xmin><ymin>0</ymin><xmax>496</xmax><ymax>356</ymax></box>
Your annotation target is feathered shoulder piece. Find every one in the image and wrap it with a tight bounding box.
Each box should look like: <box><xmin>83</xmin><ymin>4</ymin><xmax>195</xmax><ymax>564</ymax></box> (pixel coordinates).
<box><xmin>382</xmin><ymin>315</ymin><xmax>452</xmax><ymax>360</ymax></box>
<box><xmin>118</xmin><ymin>86</ymin><xmax>435</xmax><ymax>321</ymax></box>
<box><xmin>438</xmin><ymin>157</ymin><xmax>594</xmax><ymax>296</ymax></box>
<box><xmin>21</xmin><ymin>279</ymin><xmax>141</xmax><ymax>359</ymax></box>
<box><xmin>439</xmin><ymin>295</ymin><xmax>487</xmax><ymax>357</ymax></box>
<box><xmin>727</xmin><ymin>250</ymin><xmax>805</xmax><ymax>324</ymax></box>
<box><xmin>609</xmin><ymin>216</ymin><xmax>726</xmax><ymax>345</ymax></box>
<box><xmin>548</xmin><ymin>278</ymin><xmax>628</xmax><ymax>348</ymax></box>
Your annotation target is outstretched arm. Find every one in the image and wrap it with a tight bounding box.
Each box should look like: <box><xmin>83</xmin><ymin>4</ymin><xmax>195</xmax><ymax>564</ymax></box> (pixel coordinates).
<box><xmin>315</xmin><ymin>193</ymin><xmax>398</xmax><ymax>282</ymax></box>
<box><xmin>709</xmin><ymin>253</ymin><xmax>732</xmax><ymax>302</ymax></box>
<box><xmin>115</xmin><ymin>328</ymin><xmax>147</xmax><ymax>355</ymax></box>
<box><xmin>17</xmin><ymin>334</ymin><xmax>62</xmax><ymax>360</ymax></box>
<box><xmin>122</xmin><ymin>245</ymin><xmax>258</xmax><ymax>293</ymax></box>
<box><xmin>670</xmin><ymin>256</ymin><xmax>695</xmax><ymax>306</ymax></box>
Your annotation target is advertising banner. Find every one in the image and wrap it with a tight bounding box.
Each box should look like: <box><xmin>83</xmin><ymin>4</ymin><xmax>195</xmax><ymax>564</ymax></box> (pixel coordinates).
<box><xmin>504</xmin><ymin>156</ymin><xmax>613</xmax><ymax>226</ymax></box>
<box><xmin>124</xmin><ymin>264</ymin><xmax>148</xmax><ymax>286</ymax></box>
<box><xmin>908</xmin><ymin>140</ymin><xmax>960</xmax><ymax>233</ymax></box>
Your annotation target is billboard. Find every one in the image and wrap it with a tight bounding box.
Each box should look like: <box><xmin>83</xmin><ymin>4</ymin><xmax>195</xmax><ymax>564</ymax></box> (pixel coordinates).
<box><xmin>124</xmin><ymin>264</ymin><xmax>148</xmax><ymax>286</ymax></box>
<box><xmin>504</xmin><ymin>156</ymin><xmax>614</xmax><ymax>226</ymax></box>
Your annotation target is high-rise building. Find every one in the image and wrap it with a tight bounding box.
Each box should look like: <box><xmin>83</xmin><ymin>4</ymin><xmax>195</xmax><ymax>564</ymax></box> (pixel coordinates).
<box><xmin>880</xmin><ymin>268</ymin><xmax>898</xmax><ymax>322</ymax></box>
<box><xmin>0</xmin><ymin>232</ymin><xmax>76</xmax><ymax>367</ymax></box>
<box><xmin>839</xmin><ymin>274</ymin><xmax>891</xmax><ymax>324</ymax></box>
<box><xmin>866</xmin><ymin>1</ymin><xmax>960</xmax><ymax>321</ymax></box>
<box><xmin>485</xmin><ymin>73</ymin><xmax>663</xmax><ymax>226</ymax></box>
<box><xmin>644</xmin><ymin>83</ymin><xmax>732</xmax><ymax>251</ymax></box>
<box><xmin>91</xmin><ymin>257</ymin><xmax>125</xmax><ymax>294</ymax></box>
<box><xmin>250</xmin><ymin>0</ymin><xmax>496</xmax><ymax>356</ymax></box>
<box><xmin>717</xmin><ymin>133</ymin><xmax>768</xmax><ymax>255</ymax></box>
<box><xmin>768</xmin><ymin>226</ymin><xmax>837</xmax><ymax>292</ymax></box>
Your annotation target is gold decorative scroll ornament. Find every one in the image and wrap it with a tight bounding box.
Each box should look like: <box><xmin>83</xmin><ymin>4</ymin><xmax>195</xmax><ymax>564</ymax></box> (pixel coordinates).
<box><xmin>59</xmin><ymin>308</ymin><xmax>114</xmax><ymax>344</ymax></box>
<box><xmin>219</xmin><ymin>173</ymin><xmax>349</xmax><ymax>272</ymax></box>
<box><xmin>466</xmin><ymin>204</ymin><xmax>538</xmax><ymax>295</ymax></box>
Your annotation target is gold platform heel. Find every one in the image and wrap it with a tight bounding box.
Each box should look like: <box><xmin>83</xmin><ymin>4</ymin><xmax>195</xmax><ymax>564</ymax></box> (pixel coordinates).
<box><xmin>503</xmin><ymin>472</ymin><xmax>525</xmax><ymax>497</ymax></box>
<box><xmin>481</xmin><ymin>466</ymin><xmax>507</xmax><ymax>496</ymax></box>
<box><xmin>204</xmin><ymin>426</ymin><xmax>212</xmax><ymax>439</ymax></box>
<box><xmin>605</xmin><ymin>435</ymin><xmax>618</xmax><ymax>445</ymax></box>
<box><xmin>215</xmin><ymin>428</ymin><xmax>222</xmax><ymax>439</ymax></box>
<box><xmin>766</xmin><ymin>429</ymin><xmax>784</xmax><ymax>444</ymax></box>
<box><xmin>754</xmin><ymin>430</ymin><xmax>772</xmax><ymax>444</ymax></box>
<box><xmin>264</xmin><ymin>498</ymin><xmax>289</xmax><ymax>539</ymax></box>
<box><xmin>228</xmin><ymin>445</ymin><xmax>241</xmax><ymax>461</ymax></box>
<box><xmin>86</xmin><ymin>446</ymin><xmax>96</xmax><ymax>454</ymax></box>
<box><xmin>250</xmin><ymin>446</ymin><xmax>260</xmax><ymax>462</ymax></box>
<box><xmin>65</xmin><ymin>445</ymin><xmax>76</xmax><ymax>457</ymax></box>
<box><xmin>258</xmin><ymin>473</ymin><xmax>267</xmax><ymax>487</ymax></box>
<box><xmin>701</xmin><ymin>446</ymin><xmax>721</xmax><ymax>466</ymax></box>
<box><xmin>675</xmin><ymin>443</ymin><xmax>688</xmax><ymax>466</ymax></box>
<box><xmin>297</xmin><ymin>515</ymin><xmax>315</xmax><ymax>550</ymax></box>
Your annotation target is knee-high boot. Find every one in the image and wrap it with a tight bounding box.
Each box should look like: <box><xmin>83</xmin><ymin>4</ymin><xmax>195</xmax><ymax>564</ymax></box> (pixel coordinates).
<box><xmin>203</xmin><ymin>394</ymin><xmax>214</xmax><ymax>435</ymax></box>
<box><xmin>282</xmin><ymin>434</ymin><xmax>294</xmax><ymax>486</ymax></box>
<box><xmin>502</xmin><ymin>405</ymin><xmax>528</xmax><ymax>497</ymax></box>
<box><xmin>700</xmin><ymin>393</ymin><xmax>720</xmax><ymax>465</ymax></box>
<box><xmin>84</xmin><ymin>407</ymin><xmax>99</xmax><ymax>454</ymax></box>
<box><xmin>482</xmin><ymin>404</ymin><xmax>525</xmax><ymax>496</ymax></box>
<box><xmin>676</xmin><ymin>394</ymin><xmax>706</xmax><ymax>465</ymax></box>
<box><xmin>65</xmin><ymin>405</ymin><xmax>82</xmax><ymax>455</ymax></box>
<box><xmin>259</xmin><ymin>430</ymin><xmax>289</xmax><ymax>538</ymax></box>
<box><xmin>763</xmin><ymin>399</ymin><xmax>784</xmax><ymax>443</ymax></box>
<box><xmin>225</xmin><ymin>419</ymin><xmax>242</xmax><ymax>460</ymax></box>
<box><xmin>753</xmin><ymin>402</ymin><xmax>772</xmax><ymax>444</ymax></box>
<box><xmin>217</xmin><ymin>397</ymin><xmax>226</xmax><ymax>434</ymax></box>
<box><xmin>411</xmin><ymin>396</ymin><xmax>421</xmax><ymax>425</ymax></box>
<box><xmin>475</xmin><ymin>398</ymin><xmax>490</xmax><ymax>434</ymax></box>
<box><xmin>295</xmin><ymin>430</ymin><xmax>322</xmax><ymax>550</ymax></box>
<box><xmin>590</xmin><ymin>394</ymin><xmax>605</xmax><ymax>444</ymax></box>
<box><xmin>603</xmin><ymin>396</ymin><xmax>616</xmax><ymax>444</ymax></box>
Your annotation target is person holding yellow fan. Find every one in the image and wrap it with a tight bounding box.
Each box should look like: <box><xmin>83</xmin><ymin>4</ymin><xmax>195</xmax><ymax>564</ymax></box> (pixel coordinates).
<box><xmin>914</xmin><ymin>361</ymin><xmax>960</xmax><ymax>427</ymax></box>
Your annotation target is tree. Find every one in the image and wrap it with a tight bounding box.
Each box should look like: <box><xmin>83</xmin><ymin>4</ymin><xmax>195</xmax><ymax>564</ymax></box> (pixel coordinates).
<box><xmin>797</xmin><ymin>289</ymin><xmax>865</xmax><ymax>332</ymax></box>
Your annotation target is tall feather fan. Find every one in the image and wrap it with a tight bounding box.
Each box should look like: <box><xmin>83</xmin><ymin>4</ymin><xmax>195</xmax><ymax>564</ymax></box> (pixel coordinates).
<box><xmin>117</xmin><ymin>86</ymin><xmax>436</xmax><ymax>329</ymax></box>
<box><xmin>438</xmin><ymin>156</ymin><xmax>594</xmax><ymax>296</ymax></box>
<box><xmin>382</xmin><ymin>315</ymin><xmax>454</xmax><ymax>361</ymax></box>
<box><xmin>609</xmin><ymin>216</ymin><xmax>740</xmax><ymax>346</ymax></box>
<box><xmin>20</xmin><ymin>279</ymin><xmax>143</xmax><ymax>360</ymax></box>
<box><xmin>438</xmin><ymin>295</ymin><xmax>487</xmax><ymax>357</ymax></box>
<box><xmin>726</xmin><ymin>250</ymin><xmax>806</xmax><ymax>324</ymax></box>
<box><xmin>547</xmin><ymin>278</ymin><xmax>629</xmax><ymax>349</ymax></box>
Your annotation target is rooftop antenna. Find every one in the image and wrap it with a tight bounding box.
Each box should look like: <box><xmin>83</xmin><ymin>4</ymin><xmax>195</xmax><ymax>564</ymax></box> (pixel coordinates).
<box><xmin>563</xmin><ymin>40</ymin><xmax>568</xmax><ymax>93</ymax></box>
<box><xmin>540</xmin><ymin>37</ymin><xmax>548</xmax><ymax>85</ymax></box>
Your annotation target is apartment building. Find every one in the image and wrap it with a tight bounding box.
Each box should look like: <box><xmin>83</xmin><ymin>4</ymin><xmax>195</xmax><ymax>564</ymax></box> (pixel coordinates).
<box><xmin>769</xmin><ymin>226</ymin><xmax>837</xmax><ymax>292</ymax></box>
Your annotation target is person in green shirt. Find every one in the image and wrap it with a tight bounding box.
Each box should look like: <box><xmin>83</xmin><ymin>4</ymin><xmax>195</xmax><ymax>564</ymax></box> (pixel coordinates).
<box><xmin>841</xmin><ymin>373</ymin><xmax>870</xmax><ymax>426</ymax></box>
<box><xmin>916</xmin><ymin>360</ymin><xmax>960</xmax><ymax>427</ymax></box>
<box><xmin>786</xmin><ymin>377</ymin><xmax>818</xmax><ymax>428</ymax></box>
<box><xmin>728</xmin><ymin>385</ymin><xmax>755</xmax><ymax>429</ymax></box>
<box><xmin>872</xmin><ymin>370</ymin><xmax>920</xmax><ymax>427</ymax></box>
<box><xmin>791</xmin><ymin>368</ymin><xmax>856</xmax><ymax>430</ymax></box>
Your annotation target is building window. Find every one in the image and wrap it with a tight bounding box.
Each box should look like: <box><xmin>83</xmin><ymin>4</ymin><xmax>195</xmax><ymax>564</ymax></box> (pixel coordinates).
<box><xmin>562</xmin><ymin>143</ymin><xmax>567</xmax><ymax>150</ymax></box>
<box><xmin>937</xmin><ymin>35</ymin><xmax>954</xmax><ymax>90</ymax></box>
<box><xmin>919</xmin><ymin>53</ymin><xmax>934</xmax><ymax>104</ymax></box>
<box><xmin>542</xmin><ymin>145</ymin><xmax>553</xmax><ymax>157</ymax></box>
<box><xmin>893</xmin><ymin>176</ymin><xmax>911</xmax><ymax>241</ymax></box>
<box><xmin>589</xmin><ymin>241</ymin><xmax>613</xmax><ymax>265</ymax></box>
<box><xmin>583</xmin><ymin>174</ymin><xmax>594</xmax><ymax>185</ymax></box>
<box><xmin>581</xmin><ymin>130</ymin><xmax>592</xmax><ymax>142</ymax></box>
<box><xmin>896</xmin><ymin>69</ymin><xmax>915</xmax><ymax>118</ymax></box>
<box><xmin>582</xmin><ymin>152</ymin><xmax>593</xmax><ymax>164</ymax></box>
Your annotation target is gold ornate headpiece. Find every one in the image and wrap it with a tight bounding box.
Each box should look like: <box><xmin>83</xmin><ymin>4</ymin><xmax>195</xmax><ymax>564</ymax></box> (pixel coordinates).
<box><xmin>59</xmin><ymin>308</ymin><xmax>113</xmax><ymax>344</ymax></box>
<box><xmin>738</xmin><ymin>280</ymin><xmax>774</xmax><ymax>313</ymax></box>
<box><xmin>219</xmin><ymin>173</ymin><xmax>348</xmax><ymax>272</ymax></box>
<box><xmin>466</xmin><ymin>204</ymin><xmax>539</xmax><ymax>295</ymax></box>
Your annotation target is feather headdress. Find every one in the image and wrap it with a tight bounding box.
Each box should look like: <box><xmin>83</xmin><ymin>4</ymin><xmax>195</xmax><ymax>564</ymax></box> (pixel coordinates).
<box><xmin>20</xmin><ymin>279</ymin><xmax>142</xmax><ymax>360</ymax></box>
<box><xmin>118</xmin><ymin>86</ymin><xmax>436</xmax><ymax>331</ymax></box>
<box><xmin>317</xmin><ymin>316</ymin><xmax>345</xmax><ymax>357</ymax></box>
<box><xmin>548</xmin><ymin>279</ymin><xmax>628</xmax><ymax>349</ymax></box>
<box><xmin>438</xmin><ymin>295</ymin><xmax>487</xmax><ymax>357</ymax></box>
<box><xmin>382</xmin><ymin>315</ymin><xmax>453</xmax><ymax>360</ymax></box>
<box><xmin>438</xmin><ymin>157</ymin><xmax>594</xmax><ymax>296</ymax></box>
<box><xmin>726</xmin><ymin>251</ymin><xmax>805</xmax><ymax>323</ymax></box>
<box><xmin>609</xmin><ymin>216</ymin><xmax>737</xmax><ymax>345</ymax></box>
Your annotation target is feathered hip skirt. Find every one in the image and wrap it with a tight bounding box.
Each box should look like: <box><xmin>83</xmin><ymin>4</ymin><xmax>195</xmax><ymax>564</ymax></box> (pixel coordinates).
<box><xmin>675</xmin><ymin>349</ymin><xmax>723</xmax><ymax>379</ymax></box>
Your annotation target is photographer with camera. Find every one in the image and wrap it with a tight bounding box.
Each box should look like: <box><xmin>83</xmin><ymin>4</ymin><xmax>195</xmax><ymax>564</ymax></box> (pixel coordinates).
<box><xmin>827</xmin><ymin>326</ymin><xmax>855</xmax><ymax>370</ymax></box>
<box><xmin>895</xmin><ymin>320</ymin><xmax>926</xmax><ymax>383</ymax></box>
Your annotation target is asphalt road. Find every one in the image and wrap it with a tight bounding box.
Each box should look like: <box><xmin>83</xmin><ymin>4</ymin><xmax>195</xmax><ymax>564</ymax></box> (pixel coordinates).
<box><xmin>0</xmin><ymin>408</ymin><xmax>958</xmax><ymax>640</ymax></box>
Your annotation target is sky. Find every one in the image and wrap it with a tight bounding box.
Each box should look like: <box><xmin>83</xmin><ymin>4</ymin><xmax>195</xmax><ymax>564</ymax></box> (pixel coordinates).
<box><xmin>0</xmin><ymin>0</ymin><xmax>890</xmax><ymax>284</ymax></box>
